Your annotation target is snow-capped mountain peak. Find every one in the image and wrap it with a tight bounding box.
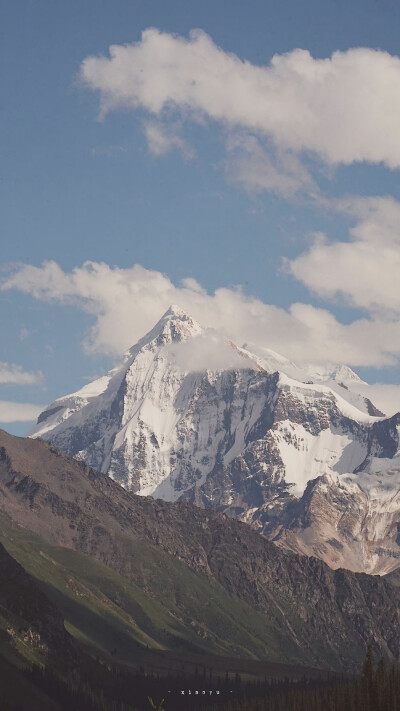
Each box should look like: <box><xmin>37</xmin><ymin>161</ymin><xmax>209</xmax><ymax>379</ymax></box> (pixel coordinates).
<box><xmin>301</xmin><ymin>362</ymin><xmax>366</xmax><ymax>385</ymax></box>
<box><xmin>125</xmin><ymin>304</ymin><xmax>204</xmax><ymax>355</ymax></box>
<box><xmin>29</xmin><ymin>307</ymin><xmax>400</xmax><ymax>574</ymax></box>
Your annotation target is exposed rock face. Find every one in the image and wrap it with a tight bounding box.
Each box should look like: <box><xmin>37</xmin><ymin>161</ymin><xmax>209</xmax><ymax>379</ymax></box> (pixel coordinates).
<box><xmin>29</xmin><ymin>307</ymin><xmax>400</xmax><ymax>574</ymax></box>
<box><xmin>2</xmin><ymin>429</ymin><xmax>400</xmax><ymax>672</ymax></box>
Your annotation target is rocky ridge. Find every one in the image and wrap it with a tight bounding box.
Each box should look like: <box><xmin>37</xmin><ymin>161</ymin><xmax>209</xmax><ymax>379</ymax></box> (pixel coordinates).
<box><xmin>2</xmin><ymin>429</ymin><xmax>400</xmax><ymax>671</ymax></box>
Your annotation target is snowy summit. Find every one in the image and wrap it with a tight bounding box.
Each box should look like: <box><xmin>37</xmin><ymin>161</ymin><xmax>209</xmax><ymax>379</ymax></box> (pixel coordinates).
<box><xmin>30</xmin><ymin>307</ymin><xmax>400</xmax><ymax>575</ymax></box>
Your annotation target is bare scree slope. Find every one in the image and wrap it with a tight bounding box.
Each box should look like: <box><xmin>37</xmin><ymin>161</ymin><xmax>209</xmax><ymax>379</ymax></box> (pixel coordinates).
<box><xmin>30</xmin><ymin>306</ymin><xmax>400</xmax><ymax>574</ymax></box>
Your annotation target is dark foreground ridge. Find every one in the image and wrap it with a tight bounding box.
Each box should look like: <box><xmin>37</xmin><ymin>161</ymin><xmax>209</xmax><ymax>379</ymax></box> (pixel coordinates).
<box><xmin>1</xmin><ymin>428</ymin><xmax>400</xmax><ymax>675</ymax></box>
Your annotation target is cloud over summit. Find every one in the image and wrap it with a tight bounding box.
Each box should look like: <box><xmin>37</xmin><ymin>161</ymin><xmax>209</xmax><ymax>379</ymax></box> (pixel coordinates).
<box><xmin>2</xmin><ymin>257</ymin><xmax>400</xmax><ymax>369</ymax></box>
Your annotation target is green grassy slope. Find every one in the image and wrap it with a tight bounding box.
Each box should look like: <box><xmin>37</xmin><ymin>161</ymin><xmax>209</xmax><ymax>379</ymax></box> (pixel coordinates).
<box><xmin>0</xmin><ymin>512</ymin><xmax>305</xmax><ymax>673</ymax></box>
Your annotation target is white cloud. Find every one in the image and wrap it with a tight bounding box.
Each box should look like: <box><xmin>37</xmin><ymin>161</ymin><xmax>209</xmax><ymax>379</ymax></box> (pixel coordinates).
<box><xmin>225</xmin><ymin>134</ymin><xmax>316</xmax><ymax>198</ymax></box>
<box><xmin>0</xmin><ymin>401</ymin><xmax>44</xmax><ymax>423</ymax></box>
<box><xmin>180</xmin><ymin>277</ymin><xmax>206</xmax><ymax>294</ymax></box>
<box><xmin>2</xmin><ymin>260</ymin><xmax>400</xmax><ymax>368</ymax></box>
<box><xmin>144</xmin><ymin>121</ymin><xmax>195</xmax><ymax>159</ymax></box>
<box><xmin>288</xmin><ymin>196</ymin><xmax>400</xmax><ymax>313</ymax></box>
<box><xmin>0</xmin><ymin>362</ymin><xmax>44</xmax><ymax>386</ymax></box>
<box><xmin>165</xmin><ymin>332</ymin><xmax>256</xmax><ymax>372</ymax></box>
<box><xmin>80</xmin><ymin>29</ymin><xmax>400</xmax><ymax>168</ymax></box>
<box><xmin>19</xmin><ymin>328</ymin><xmax>31</xmax><ymax>341</ymax></box>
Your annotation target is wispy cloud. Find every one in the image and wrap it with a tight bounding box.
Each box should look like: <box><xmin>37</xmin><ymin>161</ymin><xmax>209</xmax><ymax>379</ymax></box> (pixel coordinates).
<box><xmin>144</xmin><ymin>121</ymin><xmax>195</xmax><ymax>159</ymax></box>
<box><xmin>349</xmin><ymin>383</ymin><xmax>400</xmax><ymax>417</ymax></box>
<box><xmin>225</xmin><ymin>134</ymin><xmax>317</xmax><ymax>198</ymax></box>
<box><xmin>165</xmin><ymin>332</ymin><xmax>255</xmax><ymax>372</ymax></box>
<box><xmin>19</xmin><ymin>327</ymin><xmax>32</xmax><ymax>342</ymax></box>
<box><xmin>0</xmin><ymin>362</ymin><xmax>44</xmax><ymax>386</ymax></box>
<box><xmin>0</xmin><ymin>401</ymin><xmax>44</xmax><ymax>423</ymax></box>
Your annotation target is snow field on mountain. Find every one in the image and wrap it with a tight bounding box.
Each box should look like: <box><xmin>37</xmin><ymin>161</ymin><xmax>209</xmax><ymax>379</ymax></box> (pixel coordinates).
<box><xmin>274</xmin><ymin>423</ymin><xmax>367</xmax><ymax>495</ymax></box>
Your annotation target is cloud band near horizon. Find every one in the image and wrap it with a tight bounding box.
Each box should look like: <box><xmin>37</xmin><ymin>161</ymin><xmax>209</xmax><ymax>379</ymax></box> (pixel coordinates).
<box><xmin>1</xmin><ymin>250</ymin><xmax>400</xmax><ymax>369</ymax></box>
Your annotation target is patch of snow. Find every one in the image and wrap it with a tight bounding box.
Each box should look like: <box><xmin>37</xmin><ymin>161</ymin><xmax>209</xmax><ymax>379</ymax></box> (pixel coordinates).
<box><xmin>278</xmin><ymin>373</ymin><xmax>383</xmax><ymax>423</ymax></box>
<box><xmin>274</xmin><ymin>423</ymin><xmax>367</xmax><ymax>496</ymax></box>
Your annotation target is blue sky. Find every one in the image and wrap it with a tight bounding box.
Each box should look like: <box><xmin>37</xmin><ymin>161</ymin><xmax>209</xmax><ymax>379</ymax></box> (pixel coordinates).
<box><xmin>1</xmin><ymin>0</ymin><xmax>400</xmax><ymax>433</ymax></box>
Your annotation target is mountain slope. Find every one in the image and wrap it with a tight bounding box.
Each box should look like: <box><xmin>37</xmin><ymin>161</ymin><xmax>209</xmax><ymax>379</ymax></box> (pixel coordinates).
<box><xmin>2</xmin><ymin>429</ymin><xmax>400</xmax><ymax>672</ymax></box>
<box><xmin>0</xmin><ymin>510</ymin><xmax>301</xmax><ymax>666</ymax></box>
<box><xmin>0</xmin><ymin>540</ymin><xmax>78</xmax><ymax>673</ymax></box>
<box><xmin>29</xmin><ymin>307</ymin><xmax>400</xmax><ymax>574</ymax></box>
